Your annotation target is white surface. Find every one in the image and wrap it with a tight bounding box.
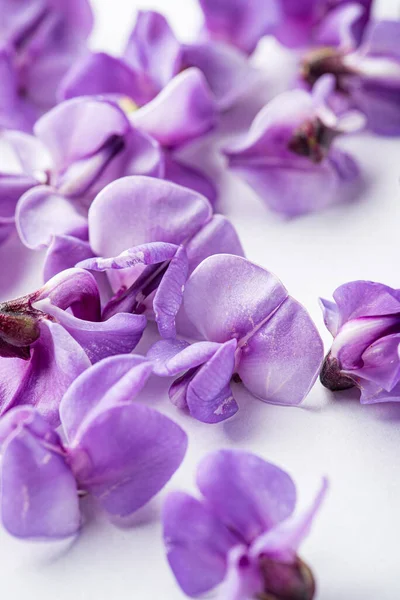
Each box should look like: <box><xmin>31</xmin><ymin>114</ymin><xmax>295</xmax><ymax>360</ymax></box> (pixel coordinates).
<box><xmin>2</xmin><ymin>1</ymin><xmax>400</xmax><ymax>599</ymax></box>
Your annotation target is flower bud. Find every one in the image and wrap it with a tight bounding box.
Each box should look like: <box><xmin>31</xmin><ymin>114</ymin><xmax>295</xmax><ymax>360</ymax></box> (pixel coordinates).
<box><xmin>0</xmin><ymin>299</ymin><xmax>42</xmax><ymax>360</ymax></box>
<box><xmin>258</xmin><ymin>556</ymin><xmax>315</xmax><ymax>600</ymax></box>
<box><xmin>320</xmin><ymin>352</ymin><xmax>355</xmax><ymax>391</ymax></box>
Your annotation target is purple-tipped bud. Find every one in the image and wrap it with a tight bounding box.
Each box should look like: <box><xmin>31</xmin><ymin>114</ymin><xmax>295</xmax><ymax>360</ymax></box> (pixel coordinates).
<box><xmin>258</xmin><ymin>556</ymin><xmax>315</xmax><ymax>600</ymax></box>
<box><xmin>0</xmin><ymin>299</ymin><xmax>42</xmax><ymax>360</ymax></box>
<box><xmin>320</xmin><ymin>352</ymin><xmax>356</xmax><ymax>392</ymax></box>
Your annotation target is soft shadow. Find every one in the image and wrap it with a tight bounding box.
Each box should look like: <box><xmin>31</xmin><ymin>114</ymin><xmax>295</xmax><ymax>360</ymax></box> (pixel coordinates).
<box><xmin>109</xmin><ymin>497</ymin><xmax>161</xmax><ymax>530</ymax></box>
<box><xmin>222</xmin><ymin>384</ymin><xmax>273</xmax><ymax>443</ymax></box>
<box><xmin>364</xmin><ymin>401</ymin><xmax>400</xmax><ymax>423</ymax></box>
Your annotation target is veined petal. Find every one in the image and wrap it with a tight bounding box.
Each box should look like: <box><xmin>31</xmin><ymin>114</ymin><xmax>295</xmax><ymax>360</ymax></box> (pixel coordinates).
<box><xmin>60</xmin><ymin>355</ymin><xmax>153</xmax><ymax>443</ymax></box>
<box><xmin>78</xmin><ymin>241</ymin><xmax>180</xmax><ymax>272</ymax></box>
<box><xmin>131</xmin><ymin>68</ymin><xmax>217</xmax><ymax>148</ymax></box>
<box><xmin>196</xmin><ymin>450</ymin><xmax>297</xmax><ymax>543</ymax></box>
<box><xmin>163</xmin><ymin>491</ymin><xmax>238</xmax><ymax>597</ymax></box>
<box><xmin>16</xmin><ymin>185</ymin><xmax>88</xmax><ymax>250</ymax></box>
<box><xmin>70</xmin><ymin>403</ymin><xmax>187</xmax><ymax>517</ymax></box>
<box><xmin>147</xmin><ymin>338</ymin><xmax>223</xmax><ymax>376</ymax></box>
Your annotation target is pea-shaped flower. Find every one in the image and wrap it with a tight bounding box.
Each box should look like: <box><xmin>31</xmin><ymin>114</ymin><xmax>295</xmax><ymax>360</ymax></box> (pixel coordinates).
<box><xmin>76</xmin><ymin>177</ymin><xmax>243</xmax><ymax>339</ymax></box>
<box><xmin>0</xmin><ymin>355</ymin><xmax>187</xmax><ymax>539</ymax></box>
<box><xmin>163</xmin><ymin>449</ymin><xmax>327</xmax><ymax>599</ymax></box>
<box><xmin>320</xmin><ymin>280</ymin><xmax>400</xmax><ymax>403</ymax></box>
<box><xmin>148</xmin><ymin>254</ymin><xmax>323</xmax><ymax>423</ymax></box>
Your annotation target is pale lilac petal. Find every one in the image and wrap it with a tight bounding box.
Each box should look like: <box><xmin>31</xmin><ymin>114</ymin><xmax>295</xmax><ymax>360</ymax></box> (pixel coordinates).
<box><xmin>349</xmin><ymin>79</ymin><xmax>400</xmax><ymax>136</ymax></box>
<box><xmin>131</xmin><ymin>68</ymin><xmax>217</xmax><ymax>148</ymax></box>
<box><xmin>153</xmin><ymin>245</ymin><xmax>189</xmax><ymax>338</ymax></box>
<box><xmin>3</xmin><ymin>320</ymin><xmax>91</xmax><ymax>426</ymax></box>
<box><xmin>0</xmin><ymin>49</ymin><xmax>37</xmax><ymax>132</ymax></box>
<box><xmin>164</xmin><ymin>155</ymin><xmax>217</xmax><ymax>205</ymax></box>
<box><xmin>124</xmin><ymin>11</ymin><xmax>182</xmax><ymax>93</ymax></box>
<box><xmin>163</xmin><ymin>491</ymin><xmax>238</xmax><ymax>597</ymax></box>
<box><xmin>237</xmin><ymin>297</ymin><xmax>324</xmax><ymax>406</ymax></box>
<box><xmin>363</xmin><ymin>20</ymin><xmax>400</xmax><ymax>61</ymax></box>
<box><xmin>59</xmin><ymin>52</ymin><xmax>153</xmax><ymax>106</ymax></box>
<box><xmin>39</xmin><ymin>301</ymin><xmax>146</xmax><ymax>364</ymax></box>
<box><xmin>16</xmin><ymin>185</ymin><xmax>88</xmax><ymax>250</ymax></box>
<box><xmin>198</xmin><ymin>0</ymin><xmax>279</xmax><ymax>54</ymax></box>
<box><xmin>182</xmin><ymin>41</ymin><xmax>260</xmax><ymax>109</ymax></box>
<box><xmin>319</xmin><ymin>298</ymin><xmax>340</xmax><ymax>336</ymax></box>
<box><xmin>78</xmin><ymin>242</ymin><xmax>180</xmax><ymax>272</ymax></box>
<box><xmin>147</xmin><ymin>338</ymin><xmax>223</xmax><ymax>376</ymax></box>
<box><xmin>359</xmin><ymin>378</ymin><xmax>400</xmax><ymax>404</ymax></box>
<box><xmin>1</xmin><ymin>424</ymin><xmax>80</xmax><ymax>539</ymax></box>
<box><xmin>70</xmin><ymin>403</ymin><xmax>187</xmax><ymax>516</ymax></box>
<box><xmin>250</xmin><ymin>479</ymin><xmax>328</xmax><ymax>562</ymax></box>
<box><xmin>88</xmin><ymin>176</ymin><xmax>212</xmax><ymax>258</ymax></box>
<box><xmin>44</xmin><ymin>235</ymin><xmax>94</xmax><ymax>282</ymax></box>
<box><xmin>332</xmin><ymin>281</ymin><xmax>400</xmax><ymax>327</ymax></box>
<box><xmin>314</xmin><ymin>4</ymin><xmax>364</xmax><ymax>49</ymax></box>
<box><xmin>60</xmin><ymin>355</ymin><xmax>153</xmax><ymax>442</ymax></box>
<box><xmin>183</xmin><ymin>255</ymin><xmax>288</xmax><ymax>343</ymax></box>
<box><xmin>196</xmin><ymin>450</ymin><xmax>297</xmax><ymax>543</ymax></box>
<box><xmin>0</xmin><ymin>406</ymin><xmax>58</xmax><ymax>448</ymax></box>
<box><xmin>216</xmin><ymin>546</ymin><xmax>262</xmax><ymax>600</ymax></box>
<box><xmin>186</xmin><ymin>339</ymin><xmax>238</xmax><ymax>423</ymax></box>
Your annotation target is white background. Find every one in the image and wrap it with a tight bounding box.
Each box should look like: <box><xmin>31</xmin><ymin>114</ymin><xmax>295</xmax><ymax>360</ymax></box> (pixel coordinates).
<box><xmin>1</xmin><ymin>1</ymin><xmax>400</xmax><ymax>598</ymax></box>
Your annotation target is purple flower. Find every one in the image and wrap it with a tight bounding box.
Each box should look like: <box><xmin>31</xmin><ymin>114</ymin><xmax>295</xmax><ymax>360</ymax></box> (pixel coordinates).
<box><xmin>320</xmin><ymin>280</ymin><xmax>400</xmax><ymax>404</ymax></box>
<box><xmin>301</xmin><ymin>21</ymin><xmax>400</xmax><ymax>135</ymax></box>
<box><xmin>275</xmin><ymin>0</ymin><xmax>372</xmax><ymax>50</ymax></box>
<box><xmin>60</xmin><ymin>10</ymin><xmax>260</xmax><ymax>111</ymax></box>
<box><xmin>0</xmin><ymin>269</ymin><xmax>146</xmax><ymax>425</ymax></box>
<box><xmin>225</xmin><ymin>75</ymin><xmax>361</xmax><ymax>217</ymax></box>
<box><xmin>197</xmin><ymin>0</ymin><xmax>280</xmax><ymax>55</ymax></box>
<box><xmin>0</xmin><ymin>354</ymin><xmax>187</xmax><ymax>539</ymax></box>
<box><xmin>148</xmin><ymin>254</ymin><xmax>323</xmax><ymax>423</ymax></box>
<box><xmin>163</xmin><ymin>449</ymin><xmax>327</xmax><ymax>599</ymax></box>
<box><xmin>0</xmin><ymin>0</ymin><xmax>93</xmax><ymax>131</ymax></box>
<box><xmin>75</xmin><ymin>177</ymin><xmax>243</xmax><ymax>339</ymax></box>
<box><xmin>8</xmin><ymin>97</ymin><xmax>162</xmax><ymax>249</ymax></box>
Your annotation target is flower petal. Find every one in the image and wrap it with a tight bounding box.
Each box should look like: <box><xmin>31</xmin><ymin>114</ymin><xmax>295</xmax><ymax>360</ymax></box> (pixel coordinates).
<box><xmin>71</xmin><ymin>403</ymin><xmax>187</xmax><ymax>517</ymax></box>
<box><xmin>1</xmin><ymin>420</ymin><xmax>80</xmax><ymax>539</ymax></box>
<box><xmin>163</xmin><ymin>491</ymin><xmax>238</xmax><ymax>597</ymax></box>
<box><xmin>60</xmin><ymin>354</ymin><xmax>153</xmax><ymax>443</ymax></box>
<box><xmin>237</xmin><ymin>297</ymin><xmax>323</xmax><ymax>406</ymax></box>
<box><xmin>183</xmin><ymin>254</ymin><xmax>288</xmax><ymax>343</ymax></box>
<box><xmin>196</xmin><ymin>450</ymin><xmax>297</xmax><ymax>543</ymax></box>
<box><xmin>44</xmin><ymin>235</ymin><xmax>94</xmax><ymax>281</ymax></box>
<box><xmin>131</xmin><ymin>68</ymin><xmax>217</xmax><ymax>147</ymax></box>
<box><xmin>332</xmin><ymin>281</ymin><xmax>400</xmax><ymax>327</ymax></box>
<box><xmin>147</xmin><ymin>338</ymin><xmax>223</xmax><ymax>376</ymax></box>
<box><xmin>164</xmin><ymin>154</ymin><xmax>217</xmax><ymax>205</ymax></box>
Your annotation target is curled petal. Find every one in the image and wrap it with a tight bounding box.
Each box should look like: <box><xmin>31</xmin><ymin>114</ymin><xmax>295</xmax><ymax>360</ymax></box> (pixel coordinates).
<box><xmin>1</xmin><ymin>422</ymin><xmax>80</xmax><ymax>539</ymax></box>
<box><xmin>147</xmin><ymin>338</ymin><xmax>223</xmax><ymax>376</ymax></box>
<box><xmin>163</xmin><ymin>491</ymin><xmax>238</xmax><ymax>597</ymax></box>
<box><xmin>196</xmin><ymin>450</ymin><xmax>297</xmax><ymax>543</ymax></box>
<box><xmin>237</xmin><ymin>297</ymin><xmax>324</xmax><ymax>406</ymax></box>
<box><xmin>16</xmin><ymin>185</ymin><xmax>88</xmax><ymax>250</ymax></box>
<box><xmin>44</xmin><ymin>235</ymin><xmax>95</xmax><ymax>282</ymax></box>
<box><xmin>60</xmin><ymin>355</ymin><xmax>153</xmax><ymax>443</ymax></box>
<box><xmin>78</xmin><ymin>242</ymin><xmax>180</xmax><ymax>272</ymax></box>
<box><xmin>332</xmin><ymin>281</ymin><xmax>400</xmax><ymax>327</ymax></box>
<box><xmin>70</xmin><ymin>403</ymin><xmax>187</xmax><ymax>517</ymax></box>
<box><xmin>131</xmin><ymin>68</ymin><xmax>217</xmax><ymax>148</ymax></box>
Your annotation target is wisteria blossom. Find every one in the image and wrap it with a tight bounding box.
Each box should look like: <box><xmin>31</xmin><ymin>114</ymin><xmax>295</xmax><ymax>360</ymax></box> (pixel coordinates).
<box><xmin>60</xmin><ymin>9</ymin><xmax>260</xmax><ymax>112</ymax></box>
<box><xmin>320</xmin><ymin>280</ymin><xmax>400</xmax><ymax>404</ymax></box>
<box><xmin>163</xmin><ymin>449</ymin><xmax>327</xmax><ymax>599</ymax></box>
<box><xmin>225</xmin><ymin>75</ymin><xmax>361</xmax><ymax>217</ymax></box>
<box><xmin>275</xmin><ymin>0</ymin><xmax>372</xmax><ymax>50</ymax></box>
<box><xmin>1</xmin><ymin>97</ymin><xmax>162</xmax><ymax>249</ymax></box>
<box><xmin>148</xmin><ymin>254</ymin><xmax>323</xmax><ymax>423</ymax></box>
<box><xmin>75</xmin><ymin>177</ymin><xmax>243</xmax><ymax>339</ymax></box>
<box><xmin>0</xmin><ymin>0</ymin><xmax>93</xmax><ymax>132</ymax></box>
<box><xmin>0</xmin><ymin>354</ymin><xmax>187</xmax><ymax>539</ymax></box>
<box><xmin>301</xmin><ymin>20</ymin><xmax>400</xmax><ymax>135</ymax></box>
<box><xmin>0</xmin><ymin>269</ymin><xmax>145</xmax><ymax>425</ymax></box>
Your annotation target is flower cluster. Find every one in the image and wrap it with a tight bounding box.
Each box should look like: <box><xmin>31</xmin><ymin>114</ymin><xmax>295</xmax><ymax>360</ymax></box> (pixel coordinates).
<box><xmin>0</xmin><ymin>0</ymin><xmax>398</xmax><ymax>597</ymax></box>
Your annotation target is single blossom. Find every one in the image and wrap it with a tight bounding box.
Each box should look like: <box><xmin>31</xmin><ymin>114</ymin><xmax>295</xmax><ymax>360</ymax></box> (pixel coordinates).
<box><xmin>0</xmin><ymin>268</ymin><xmax>146</xmax><ymax>425</ymax></box>
<box><xmin>74</xmin><ymin>177</ymin><xmax>243</xmax><ymax>339</ymax></box>
<box><xmin>301</xmin><ymin>20</ymin><xmax>400</xmax><ymax>135</ymax></box>
<box><xmin>0</xmin><ymin>0</ymin><xmax>93</xmax><ymax>131</ymax></box>
<box><xmin>320</xmin><ymin>280</ymin><xmax>400</xmax><ymax>404</ymax></box>
<box><xmin>163</xmin><ymin>449</ymin><xmax>327</xmax><ymax>599</ymax></box>
<box><xmin>197</xmin><ymin>0</ymin><xmax>280</xmax><ymax>55</ymax></box>
<box><xmin>7</xmin><ymin>97</ymin><xmax>162</xmax><ymax>249</ymax></box>
<box><xmin>0</xmin><ymin>354</ymin><xmax>187</xmax><ymax>539</ymax></box>
<box><xmin>60</xmin><ymin>10</ymin><xmax>260</xmax><ymax>111</ymax></box>
<box><xmin>224</xmin><ymin>75</ymin><xmax>362</xmax><ymax>217</ymax></box>
<box><xmin>148</xmin><ymin>254</ymin><xmax>323</xmax><ymax>423</ymax></box>
<box><xmin>275</xmin><ymin>0</ymin><xmax>372</xmax><ymax>50</ymax></box>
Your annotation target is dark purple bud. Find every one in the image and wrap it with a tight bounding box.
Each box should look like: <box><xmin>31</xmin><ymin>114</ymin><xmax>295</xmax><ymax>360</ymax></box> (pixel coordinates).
<box><xmin>0</xmin><ymin>297</ymin><xmax>43</xmax><ymax>360</ymax></box>
<box><xmin>320</xmin><ymin>352</ymin><xmax>356</xmax><ymax>392</ymax></box>
<box><xmin>257</xmin><ymin>556</ymin><xmax>315</xmax><ymax>600</ymax></box>
<box><xmin>301</xmin><ymin>48</ymin><xmax>354</xmax><ymax>93</ymax></box>
<box><xmin>288</xmin><ymin>118</ymin><xmax>337</xmax><ymax>164</ymax></box>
